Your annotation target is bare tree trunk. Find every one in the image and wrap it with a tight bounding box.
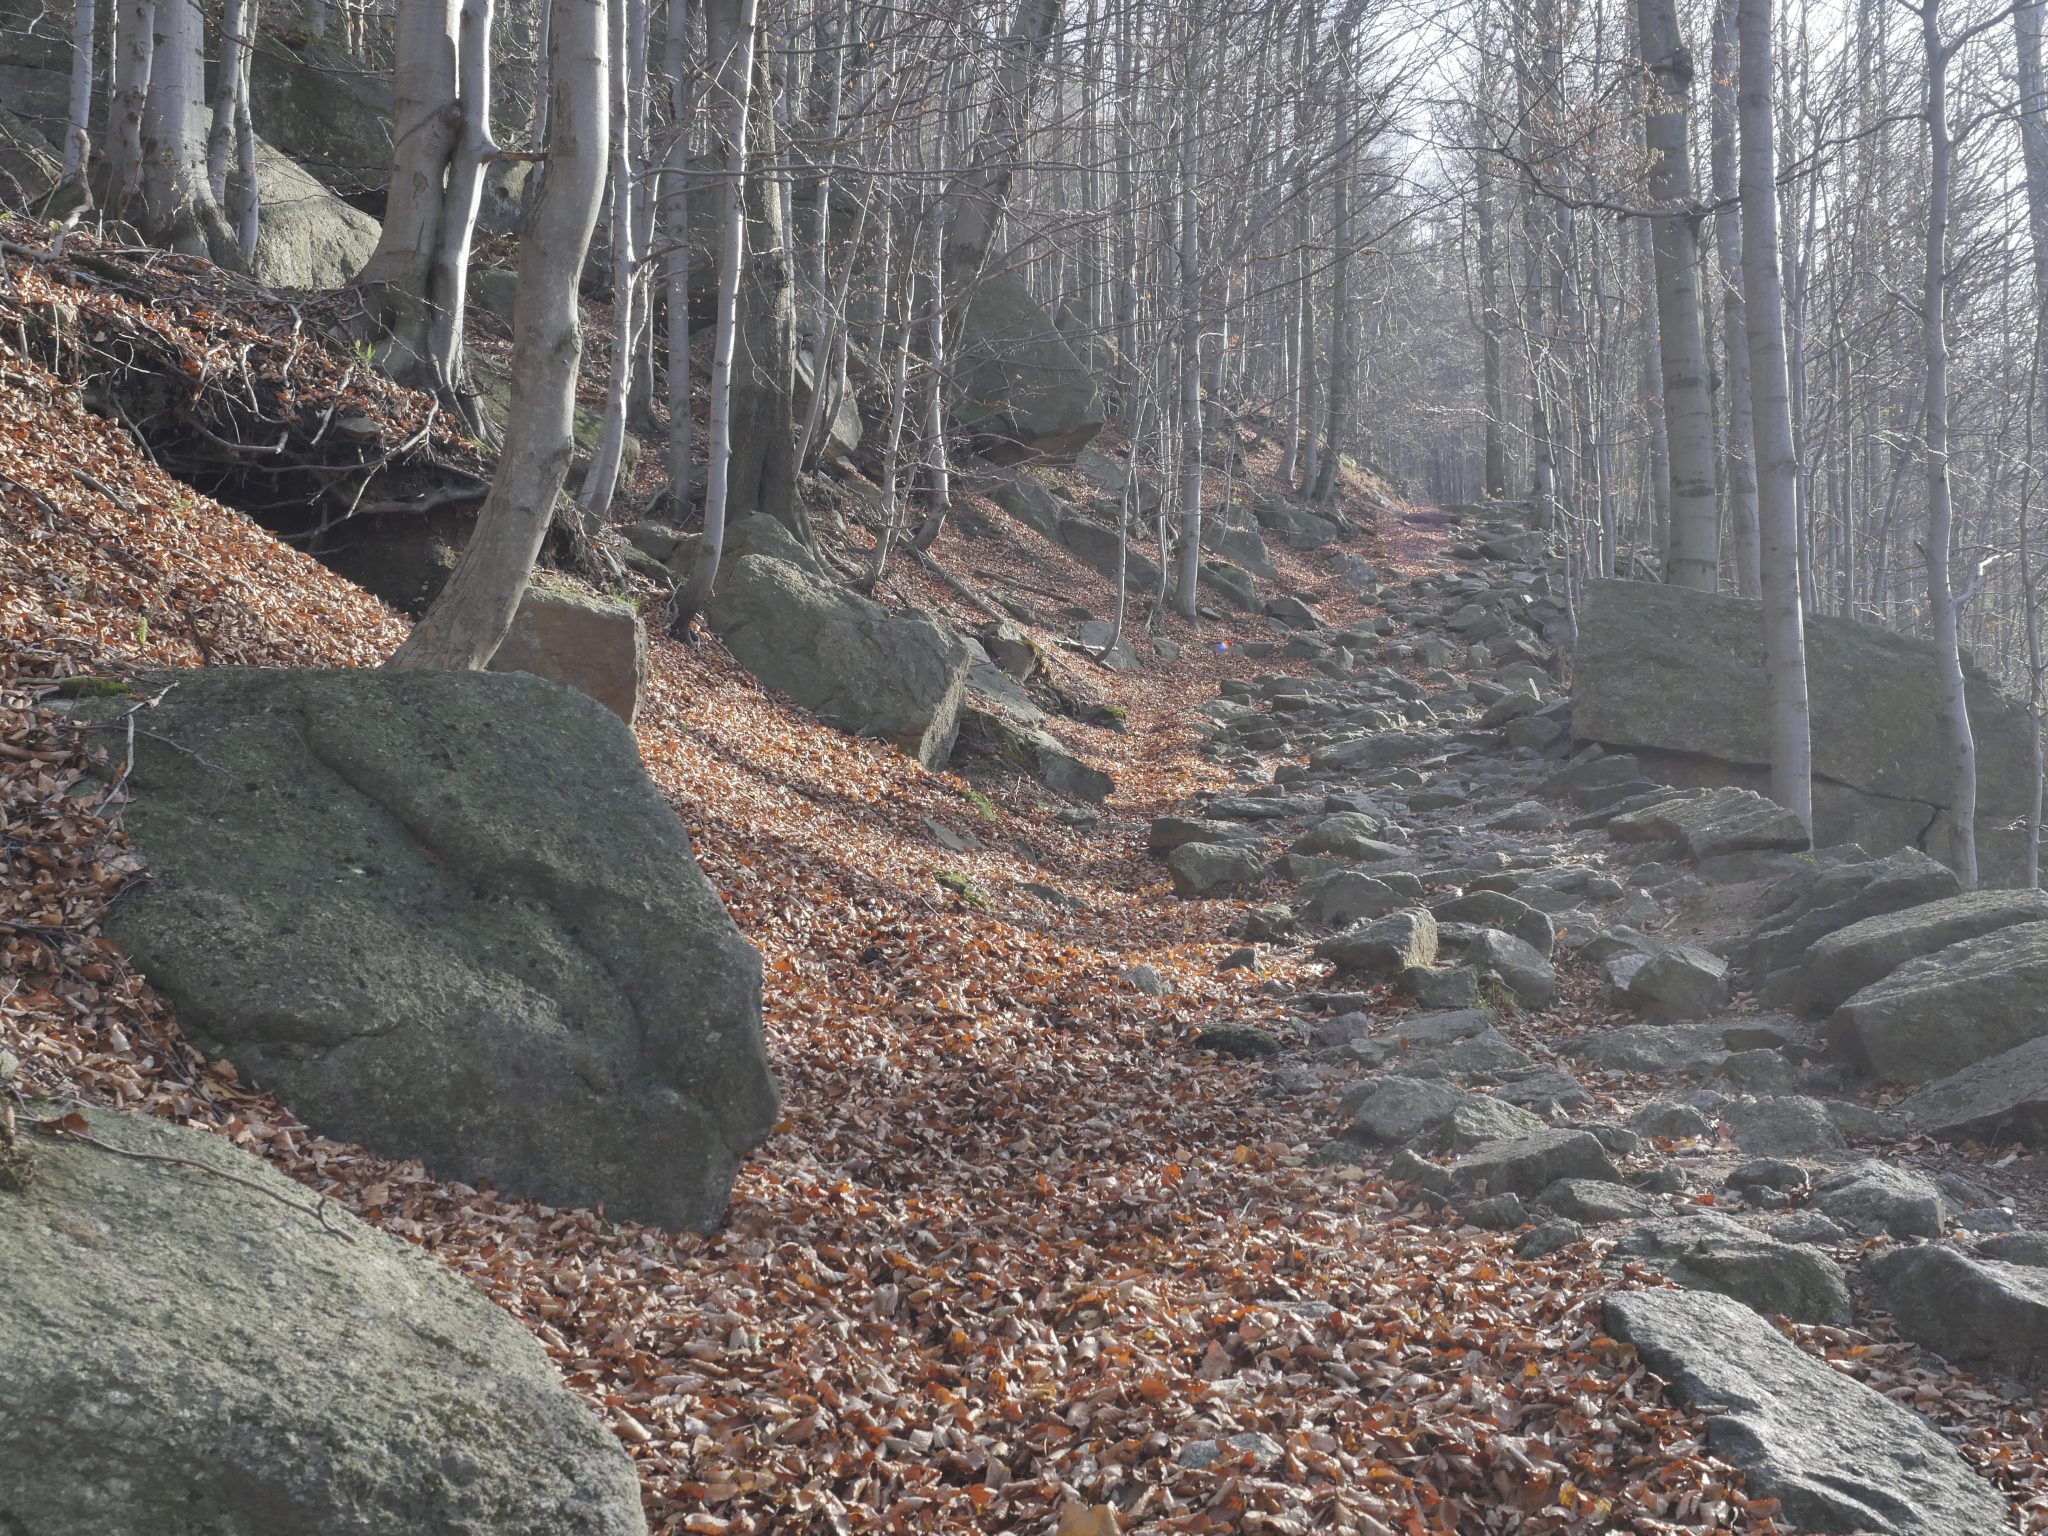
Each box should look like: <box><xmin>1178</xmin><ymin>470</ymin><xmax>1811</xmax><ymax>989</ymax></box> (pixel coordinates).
<box><xmin>726</xmin><ymin>21</ymin><xmax>802</xmax><ymax>540</ymax></box>
<box><xmin>667</xmin><ymin>0</ymin><xmax>758</xmax><ymax>630</ymax></box>
<box><xmin>139</xmin><ymin>0</ymin><xmax>244</xmax><ymax>266</ymax></box>
<box><xmin>942</xmin><ymin>0</ymin><xmax>1061</xmax><ymax>268</ymax></box>
<box><xmin>356</xmin><ymin>0</ymin><xmax>494</xmax><ymax>436</ymax></box>
<box><xmin>1739</xmin><ymin>0</ymin><xmax>1813</xmax><ymax>829</ymax></box>
<box><xmin>1172</xmin><ymin>11</ymin><xmax>1202</xmax><ymax>621</ymax></box>
<box><xmin>580</xmin><ymin>0</ymin><xmax>644</xmax><ymax>521</ymax></box>
<box><xmin>1476</xmin><ymin>145</ymin><xmax>1509</xmax><ymax>497</ymax></box>
<box><xmin>67</xmin><ymin>0</ymin><xmax>97</xmax><ymax>178</ymax></box>
<box><xmin>661</xmin><ymin>0</ymin><xmax>696</xmax><ymax>514</ymax></box>
<box><xmin>1636</xmin><ymin>0</ymin><xmax>1718</xmax><ymax>589</ymax></box>
<box><xmin>2016</xmin><ymin>0</ymin><xmax>2048</xmax><ymax>884</ymax></box>
<box><xmin>1311</xmin><ymin>29</ymin><xmax>1356</xmax><ymax>509</ymax></box>
<box><xmin>387</xmin><ymin>0</ymin><xmax>608</xmax><ymax>671</ymax></box>
<box><xmin>1919</xmin><ymin>0</ymin><xmax>1978</xmax><ymax>885</ymax></box>
<box><xmin>910</xmin><ymin>193</ymin><xmax>953</xmax><ymax>553</ymax></box>
<box><xmin>862</xmin><ymin>272</ymin><xmax>916</xmax><ymax>592</ymax></box>
<box><xmin>107</xmin><ymin>0</ymin><xmax>154</xmax><ymax>218</ymax></box>
<box><xmin>1711</xmin><ymin>0</ymin><xmax>1762</xmax><ymax>596</ymax></box>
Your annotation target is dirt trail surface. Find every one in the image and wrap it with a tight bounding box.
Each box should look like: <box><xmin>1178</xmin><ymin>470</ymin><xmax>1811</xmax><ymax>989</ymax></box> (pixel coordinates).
<box><xmin>4</xmin><ymin>259</ymin><xmax>2047</xmax><ymax>1534</ymax></box>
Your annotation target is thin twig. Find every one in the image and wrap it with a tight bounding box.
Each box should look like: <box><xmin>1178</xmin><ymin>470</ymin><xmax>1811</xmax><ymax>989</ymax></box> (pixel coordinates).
<box><xmin>33</xmin><ymin>1113</ymin><xmax>356</xmax><ymax>1243</ymax></box>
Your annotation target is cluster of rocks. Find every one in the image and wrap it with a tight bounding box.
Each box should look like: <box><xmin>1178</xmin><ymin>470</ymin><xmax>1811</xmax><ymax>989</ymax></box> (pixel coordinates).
<box><xmin>1144</xmin><ymin>503</ymin><xmax>2046</xmax><ymax>1533</ymax></box>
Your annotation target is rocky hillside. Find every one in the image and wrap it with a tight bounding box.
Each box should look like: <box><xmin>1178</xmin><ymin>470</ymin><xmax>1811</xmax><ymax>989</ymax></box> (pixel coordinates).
<box><xmin>6</xmin><ymin>226</ymin><xmax>2048</xmax><ymax>1536</ymax></box>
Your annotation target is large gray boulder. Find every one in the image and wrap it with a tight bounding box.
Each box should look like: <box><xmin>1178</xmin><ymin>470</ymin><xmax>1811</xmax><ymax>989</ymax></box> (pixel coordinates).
<box><xmin>1573</xmin><ymin>579</ymin><xmax>2037</xmax><ymax>881</ymax></box>
<box><xmin>243</xmin><ymin>136</ymin><xmax>380</xmax><ymax>289</ymax></box>
<box><xmin>1899</xmin><ymin>1034</ymin><xmax>2048</xmax><ymax>1146</ymax></box>
<box><xmin>488</xmin><ymin>580</ymin><xmax>649</xmax><ymax>725</ymax></box>
<box><xmin>1604</xmin><ymin>1288</ymin><xmax>2013</xmax><ymax>1535</ymax></box>
<box><xmin>1830</xmin><ymin>920</ymin><xmax>2048</xmax><ymax>1082</ymax></box>
<box><xmin>1612</xmin><ymin>1213</ymin><xmax>1852</xmax><ymax>1324</ymax></box>
<box><xmin>708</xmin><ymin>516</ymin><xmax>972</xmax><ymax>767</ymax></box>
<box><xmin>952</xmin><ymin>268</ymin><xmax>1106</xmax><ymax>461</ymax></box>
<box><xmin>1791</xmin><ymin>890</ymin><xmax>2048</xmax><ymax>1017</ymax></box>
<box><xmin>1865</xmin><ymin>1244</ymin><xmax>2048</xmax><ymax>1382</ymax></box>
<box><xmin>0</xmin><ymin>1103</ymin><xmax>647</xmax><ymax>1536</ymax></box>
<box><xmin>84</xmin><ymin>668</ymin><xmax>777</xmax><ymax>1232</ymax></box>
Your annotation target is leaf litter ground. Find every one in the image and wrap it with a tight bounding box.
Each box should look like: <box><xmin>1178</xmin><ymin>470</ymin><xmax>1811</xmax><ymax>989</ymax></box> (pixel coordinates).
<box><xmin>2</xmin><ymin>255</ymin><xmax>2044</xmax><ymax>1535</ymax></box>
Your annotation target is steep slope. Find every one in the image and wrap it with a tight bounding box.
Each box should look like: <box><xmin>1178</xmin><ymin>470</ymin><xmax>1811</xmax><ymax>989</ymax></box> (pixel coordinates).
<box><xmin>6</xmin><ymin>233</ymin><xmax>2046</xmax><ymax>1536</ymax></box>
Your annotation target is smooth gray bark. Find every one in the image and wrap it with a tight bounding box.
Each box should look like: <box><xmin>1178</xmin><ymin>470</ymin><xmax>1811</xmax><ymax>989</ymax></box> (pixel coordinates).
<box><xmin>386</xmin><ymin>0</ymin><xmax>608</xmax><ymax>670</ymax></box>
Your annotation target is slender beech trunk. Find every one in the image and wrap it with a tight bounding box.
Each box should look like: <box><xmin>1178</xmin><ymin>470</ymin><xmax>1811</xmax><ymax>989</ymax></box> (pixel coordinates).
<box><xmin>139</xmin><ymin>0</ymin><xmax>243</xmax><ymax>266</ymax></box>
<box><xmin>1712</xmin><ymin>0</ymin><xmax>1762</xmax><ymax>596</ymax></box>
<box><xmin>1476</xmin><ymin>145</ymin><xmax>1508</xmax><ymax>496</ymax></box>
<box><xmin>668</xmin><ymin>0</ymin><xmax>760</xmax><ymax>631</ymax></box>
<box><xmin>66</xmin><ymin>0</ymin><xmax>96</xmax><ymax>178</ymax></box>
<box><xmin>910</xmin><ymin>192</ymin><xmax>953</xmax><ymax>553</ymax></box>
<box><xmin>1919</xmin><ymin>0</ymin><xmax>1978</xmax><ymax>886</ymax></box>
<box><xmin>2017</xmin><ymin>0</ymin><xmax>2048</xmax><ymax>883</ymax></box>
<box><xmin>1637</xmin><ymin>0</ymin><xmax>1718</xmax><ymax>589</ymax></box>
<box><xmin>661</xmin><ymin>0</ymin><xmax>695</xmax><ymax>512</ymax></box>
<box><xmin>1739</xmin><ymin>0</ymin><xmax>1813</xmax><ymax>829</ymax></box>
<box><xmin>107</xmin><ymin>0</ymin><xmax>153</xmax><ymax>218</ymax></box>
<box><xmin>580</xmin><ymin>0</ymin><xmax>644</xmax><ymax>521</ymax></box>
<box><xmin>387</xmin><ymin>0</ymin><xmax>608</xmax><ymax>670</ymax></box>
<box><xmin>1172</xmin><ymin>14</ymin><xmax>1202</xmax><ymax>620</ymax></box>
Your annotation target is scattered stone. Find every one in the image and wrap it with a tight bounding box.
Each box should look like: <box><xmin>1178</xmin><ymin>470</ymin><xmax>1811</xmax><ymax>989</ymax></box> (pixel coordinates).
<box><xmin>1343</xmin><ymin>1076</ymin><xmax>1472</xmax><ymax>1146</ymax></box>
<box><xmin>1727</xmin><ymin>1158</ymin><xmax>1810</xmax><ymax>1195</ymax></box>
<box><xmin>1631</xmin><ymin>1100</ymin><xmax>1713</xmax><ymax>1140</ymax></box>
<box><xmin>1176</xmin><ymin>1432</ymin><xmax>1286</xmax><ymax>1471</ymax></box>
<box><xmin>1316</xmin><ymin>909</ymin><xmax>1439</xmax><ymax>977</ymax></box>
<box><xmin>1122</xmin><ymin>966</ymin><xmax>1171</xmax><ymax>1003</ymax></box>
<box><xmin>1603</xmin><ymin>1288</ymin><xmax>2011</xmax><ymax>1535</ymax></box>
<box><xmin>1518</xmin><ymin>1218</ymin><xmax>1584</xmax><ymax>1257</ymax></box>
<box><xmin>0</xmin><ymin>1102</ymin><xmax>648</xmax><ymax>1535</ymax></box>
<box><xmin>1167</xmin><ymin>841</ymin><xmax>1267</xmax><ymax>898</ymax></box>
<box><xmin>1622</xmin><ymin>946</ymin><xmax>1730</xmax><ymax>1024</ymax></box>
<box><xmin>1607</xmin><ymin>785</ymin><xmax>1811</xmax><ymax>861</ymax></box>
<box><xmin>1811</xmin><ymin>1160</ymin><xmax>1946</xmax><ymax>1240</ymax></box>
<box><xmin>1448</xmin><ymin>1128</ymin><xmax>1621</xmax><ymax>1198</ymax></box>
<box><xmin>488</xmin><ymin>582</ymin><xmax>649</xmax><ymax>725</ymax></box>
<box><xmin>1461</xmin><ymin>1193</ymin><xmax>1531</xmax><ymax>1229</ymax></box>
<box><xmin>1864</xmin><ymin>1244</ymin><xmax>2048</xmax><ymax>1382</ymax></box>
<box><xmin>1718</xmin><ymin>1048</ymin><xmax>1799</xmax><ymax>1095</ymax></box>
<box><xmin>1429</xmin><ymin>891</ymin><xmax>1555</xmax><ymax>957</ymax></box>
<box><xmin>709</xmin><ymin>516</ymin><xmax>973</xmax><ymax>766</ymax></box>
<box><xmin>1766</xmin><ymin>1210</ymin><xmax>1852</xmax><ymax>1245</ymax></box>
<box><xmin>1297</xmin><ymin>869</ymin><xmax>1420</xmax><ymax>927</ymax></box>
<box><xmin>1723</xmin><ymin>1096</ymin><xmax>1848</xmax><ymax>1159</ymax></box>
<box><xmin>1539</xmin><ymin>1178</ymin><xmax>1659</xmax><ymax>1223</ymax></box>
<box><xmin>1978</xmin><ymin>1232</ymin><xmax>2048</xmax><ymax>1268</ymax></box>
<box><xmin>1191</xmin><ymin>1024</ymin><xmax>1282</xmax><ymax>1059</ymax></box>
<box><xmin>1400</xmin><ymin>964</ymin><xmax>1481</xmax><ymax>1008</ymax></box>
<box><xmin>1613</xmin><ymin>1214</ymin><xmax>1852</xmax><ymax>1325</ymax></box>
